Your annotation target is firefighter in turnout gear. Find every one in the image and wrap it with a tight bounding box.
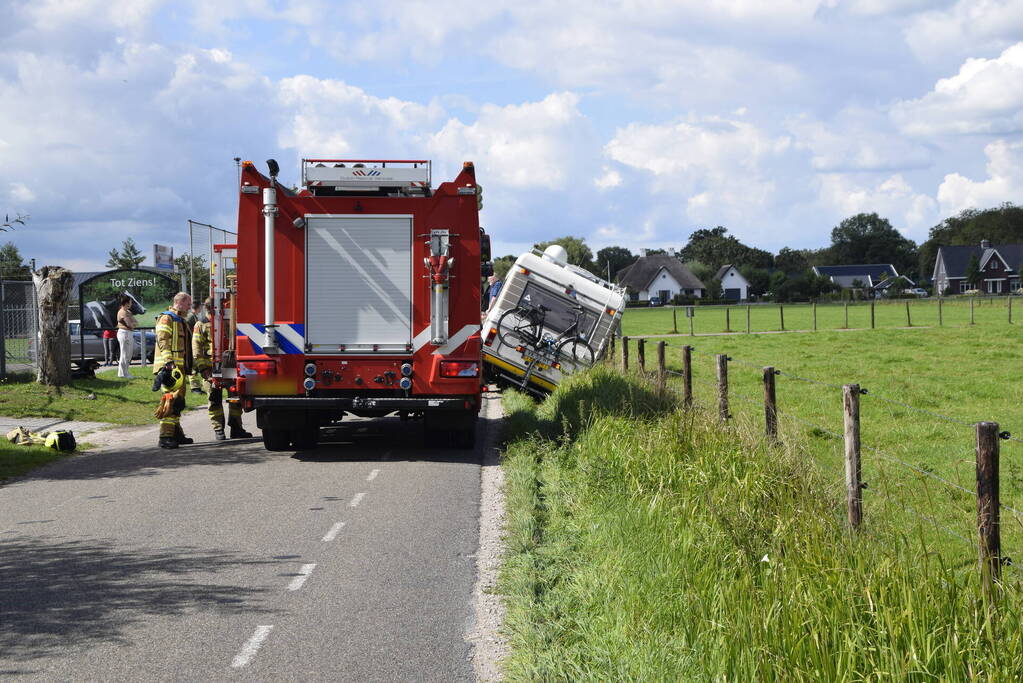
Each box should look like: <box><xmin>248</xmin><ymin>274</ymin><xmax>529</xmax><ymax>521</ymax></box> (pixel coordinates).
<box><xmin>154</xmin><ymin>292</ymin><xmax>195</xmax><ymax>449</ymax></box>
<box><xmin>193</xmin><ymin>297</ymin><xmax>252</xmax><ymax>440</ymax></box>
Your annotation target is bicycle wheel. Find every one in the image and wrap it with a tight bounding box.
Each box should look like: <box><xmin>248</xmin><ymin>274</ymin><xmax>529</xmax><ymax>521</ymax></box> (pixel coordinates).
<box><xmin>497</xmin><ymin>307</ymin><xmax>539</xmax><ymax>349</ymax></box>
<box><xmin>555</xmin><ymin>337</ymin><xmax>595</xmax><ymax>370</ymax></box>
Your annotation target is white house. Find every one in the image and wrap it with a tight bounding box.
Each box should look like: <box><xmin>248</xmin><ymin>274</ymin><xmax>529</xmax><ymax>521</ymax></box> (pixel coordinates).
<box><xmin>616</xmin><ymin>254</ymin><xmax>706</xmax><ymax>302</ymax></box>
<box><xmin>713</xmin><ymin>264</ymin><xmax>751</xmax><ymax>301</ymax></box>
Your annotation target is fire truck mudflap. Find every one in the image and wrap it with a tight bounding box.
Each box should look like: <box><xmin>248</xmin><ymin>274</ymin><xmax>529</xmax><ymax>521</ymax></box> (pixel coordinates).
<box><xmin>218</xmin><ymin>158</ymin><xmax>488</xmax><ymax>452</ymax></box>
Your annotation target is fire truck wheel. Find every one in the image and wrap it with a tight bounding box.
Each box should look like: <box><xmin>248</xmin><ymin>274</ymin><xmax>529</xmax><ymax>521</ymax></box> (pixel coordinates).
<box><xmin>291</xmin><ymin>425</ymin><xmax>320</xmax><ymax>450</ymax></box>
<box><xmin>262</xmin><ymin>428</ymin><xmax>292</xmax><ymax>452</ymax></box>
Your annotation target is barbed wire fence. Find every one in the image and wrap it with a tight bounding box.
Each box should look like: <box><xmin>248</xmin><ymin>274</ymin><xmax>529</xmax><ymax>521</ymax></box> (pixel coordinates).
<box><xmin>614</xmin><ymin>334</ymin><xmax>1013</xmax><ymax>600</ymax></box>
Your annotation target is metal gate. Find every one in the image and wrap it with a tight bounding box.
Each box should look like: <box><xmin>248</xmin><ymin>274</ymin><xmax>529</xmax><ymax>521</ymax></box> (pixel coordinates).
<box><xmin>1</xmin><ymin>280</ymin><xmax>38</xmax><ymax>379</ymax></box>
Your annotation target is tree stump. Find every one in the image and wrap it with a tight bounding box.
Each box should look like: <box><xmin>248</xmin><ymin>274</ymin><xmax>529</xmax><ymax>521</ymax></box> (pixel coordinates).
<box><xmin>33</xmin><ymin>266</ymin><xmax>74</xmax><ymax>387</ymax></box>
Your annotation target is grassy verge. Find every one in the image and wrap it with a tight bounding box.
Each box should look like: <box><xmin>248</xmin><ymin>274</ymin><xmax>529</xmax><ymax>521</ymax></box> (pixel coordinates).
<box><xmin>0</xmin><ymin>370</ymin><xmax>163</xmax><ymax>425</ymax></box>
<box><xmin>0</xmin><ymin>440</ymin><xmax>68</xmax><ymax>481</ymax></box>
<box><xmin>499</xmin><ymin>366</ymin><xmax>1023</xmax><ymax>680</ymax></box>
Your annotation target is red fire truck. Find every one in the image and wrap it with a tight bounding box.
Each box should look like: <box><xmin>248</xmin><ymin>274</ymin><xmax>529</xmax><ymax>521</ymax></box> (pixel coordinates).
<box><xmin>213</xmin><ymin>159</ymin><xmax>489</xmax><ymax>451</ymax></box>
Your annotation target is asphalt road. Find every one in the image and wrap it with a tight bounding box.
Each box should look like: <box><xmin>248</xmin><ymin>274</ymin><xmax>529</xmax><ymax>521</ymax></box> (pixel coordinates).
<box><xmin>0</xmin><ymin>393</ymin><xmax>500</xmax><ymax>681</ymax></box>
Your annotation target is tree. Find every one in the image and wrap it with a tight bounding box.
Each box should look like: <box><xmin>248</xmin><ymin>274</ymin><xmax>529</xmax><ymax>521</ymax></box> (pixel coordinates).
<box><xmin>595</xmin><ymin>246</ymin><xmax>635</xmax><ymax>280</ymax></box>
<box><xmin>1</xmin><ymin>213</ymin><xmax>29</xmax><ymax>232</ymax></box>
<box><xmin>775</xmin><ymin>247</ymin><xmax>809</xmax><ymax>274</ymax></box>
<box><xmin>0</xmin><ymin>242</ymin><xmax>31</xmax><ymax>280</ymax></box>
<box><xmin>534</xmin><ymin>236</ymin><xmax>597</xmax><ymax>274</ymax></box>
<box><xmin>829</xmin><ymin>213</ymin><xmax>918</xmax><ymax>277</ymax></box>
<box><xmin>680</xmin><ymin>226</ymin><xmax>773</xmax><ymax>272</ymax></box>
<box><xmin>740</xmin><ymin>266</ymin><xmax>771</xmax><ymax>298</ymax></box>
<box><xmin>106</xmin><ymin>238</ymin><xmax>146</xmax><ymax>270</ymax></box>
<box><xmin>965</xmin><ymin>254</ymin><xmax>980</xmax><ymax>288</ymax></box>
<box><xmin>174</xmin><ymin>252</ymin><xmax>210</xmax><ymax>299</ymax></box>
<box><xmin>34</xmin><ymin>266</ymin><xmax>74</xmax><ymax>387</ymax></box>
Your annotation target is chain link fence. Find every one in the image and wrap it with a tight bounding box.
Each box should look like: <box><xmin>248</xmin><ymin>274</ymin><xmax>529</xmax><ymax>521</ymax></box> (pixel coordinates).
<box><xmin>1</xmin><ymin>280</ymin><xmax>38</xmax><ymax>379</ymax></box>
<box><xmin>187</xmin><ymin>221</ymin><xmax>237</xmax><ymax>301</ymax></box>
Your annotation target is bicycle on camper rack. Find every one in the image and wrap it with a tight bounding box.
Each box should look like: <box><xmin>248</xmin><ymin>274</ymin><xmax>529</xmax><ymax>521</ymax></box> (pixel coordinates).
<box><xmin>496</xmin><ymin>302</ymin><xmax>596</xmax><ymax>374</ymax></box>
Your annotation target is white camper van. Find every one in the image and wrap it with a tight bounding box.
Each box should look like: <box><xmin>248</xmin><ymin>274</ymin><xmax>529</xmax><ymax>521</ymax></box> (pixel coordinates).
<box><xmin>482</xmin><ymin>245</ymin><xmax>627</xmax><ymax>394</ymax></box>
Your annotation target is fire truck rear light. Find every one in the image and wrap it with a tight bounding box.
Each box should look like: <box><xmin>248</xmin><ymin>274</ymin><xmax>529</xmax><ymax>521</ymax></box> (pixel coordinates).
<box><xmin>239</xmin><ymin>360</ymin><xmax>276</xmax><ymax>376</ymax></box>
<box><xmin>304</xmin><ymin>363</ymin><xmax>316</xmax><ymax>377</ymax></box>
<box><xmin>399</xmin><ymin>377</ymin><xmax>412</xmax><ymax>390</ymax></box>
<box><xmin>303</xmin><ymin>377</ymin><xmax>316</xmax><ymax>391</ymax></box>
<box><xmin>439</xmin><ymin>361</ymin><xmax>479</xmax><ymax>378</ymax></box>
<box><xmin>400</xmin><ymin>363</ymin><xmax>413</xmax><ymax>377</ymax></box>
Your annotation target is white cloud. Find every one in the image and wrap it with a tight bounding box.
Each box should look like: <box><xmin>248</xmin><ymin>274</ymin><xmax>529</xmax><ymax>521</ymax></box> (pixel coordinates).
<box><xmin>905</xmin><ymin>0</ymin><xmax>1023</xmax><ymax>64</ymax></box>
<box><xmin>428</xmin><ymin>92</ymin><xmax>591</xmax><ymax>190</ymax></box>
<box><xmin>594</xmin><ymin>168</ymin><xmax>622</xmax><ymax>190</ymax></box>
<box><xmin>8</xmin><ymin>182</ymin><xmax>36</xmax><ymax>203</ymax></box>
<box><xmin>276</xmin><ymin>75</ymin><xmax>442</xmax><ymax>157</ymax></box>
<box><xmin>817</xmin><ymin>173</ymin><xmax>937</xmax><ymax>235</ymax></box>
<box><xmin>937</xmin><ymin>140</ymin><xmax>1023</xmax><ymax>215</ymax></box>
<box><xmin>788</xmin><ymin>109</ymin><xmax>932</xmax><ymax>172</ymax></box>
<box><xmin>893</xmin><ymin>43</ymin><xmax>1023</xmax><ymax>136</ymax></box>
<box><xmin>604</xmin><ymin>116</ymin><xmax>792</xmax><ymax>228</ymax></box>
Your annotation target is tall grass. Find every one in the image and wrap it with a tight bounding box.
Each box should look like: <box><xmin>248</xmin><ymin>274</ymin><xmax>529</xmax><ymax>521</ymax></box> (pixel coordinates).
<box><xmin>499</xmin><ymin>366</ymin><xmax>1023</xmax><ymax>680</ymax></box>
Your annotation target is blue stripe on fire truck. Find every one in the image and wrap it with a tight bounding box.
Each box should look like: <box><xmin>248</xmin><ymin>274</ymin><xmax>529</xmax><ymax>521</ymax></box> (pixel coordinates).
<box><xmin>236</xmin><ymin>323</ymin><xmax>305</xmax><ymax>355</ymax></box>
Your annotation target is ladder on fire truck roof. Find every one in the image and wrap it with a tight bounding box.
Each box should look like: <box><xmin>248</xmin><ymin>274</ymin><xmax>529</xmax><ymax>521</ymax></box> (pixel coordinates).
<box><xmin>302</xmin><ymin>159</ymin><xmax>431</xmax><ymax>194</ymax></box>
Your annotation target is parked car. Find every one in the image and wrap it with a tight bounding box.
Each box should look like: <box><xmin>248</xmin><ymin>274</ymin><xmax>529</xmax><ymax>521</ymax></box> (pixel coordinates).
<box><xmin>68</xmin><ymin>320</ymin><xmax>155</xmax><ymax>362</ymax></box>
<box><xmin>903</xmin><ymin>288</ymin><xmax>928</xmax><ymax>297</ymax></box>
<box><xmin>648</xmin><ymin>296</ymin><xmax>662</xmax><ymax>307</ymax></box>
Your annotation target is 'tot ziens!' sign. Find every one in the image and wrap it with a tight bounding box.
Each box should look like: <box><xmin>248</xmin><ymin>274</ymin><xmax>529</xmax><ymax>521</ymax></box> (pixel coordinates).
<box><xmin>78</xmin><ymin>268</ymin><xmax>181</xmax><ymax>331</ymax></box>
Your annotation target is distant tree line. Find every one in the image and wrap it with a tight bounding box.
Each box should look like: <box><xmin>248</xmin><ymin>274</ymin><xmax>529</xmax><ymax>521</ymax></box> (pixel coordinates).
<box><xmin>518</xmin><ymin>204</ymin><xmax>1023</xmax><ymax>303</ymax></box>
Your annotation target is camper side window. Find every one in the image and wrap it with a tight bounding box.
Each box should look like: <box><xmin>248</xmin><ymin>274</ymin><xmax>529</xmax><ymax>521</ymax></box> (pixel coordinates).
<box><xmin>518</xmin><ymin>283</ymin><xmax>598</xmax><ymax>338</ymax></box>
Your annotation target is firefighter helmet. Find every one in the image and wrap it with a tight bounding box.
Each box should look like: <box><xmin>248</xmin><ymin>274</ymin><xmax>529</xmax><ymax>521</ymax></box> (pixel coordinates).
<box><xmin>162</xmin><ymin>367</ymin><xmax>185</xmax><ymax>392</ymax></box>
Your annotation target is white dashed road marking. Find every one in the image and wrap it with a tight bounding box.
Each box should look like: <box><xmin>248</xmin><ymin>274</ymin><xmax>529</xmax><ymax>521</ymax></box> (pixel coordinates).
<box><xmin>287</xmin><ymin>563</ymin><xmax>317</xmax><ymax>591</ymax></box>
<box><xmin>349</xmin><ymin>492</ymin><xmax>366</xmax><ymax>507</ymax></box>
<box><xmin>322</xmin><ymin>521</ymin><xmax>346</xmax><ymax>542</ymax></box>
<box><xmin>231</xmin><ymin>625</ymin><xmax>274</xmax><ymax>668</ymax></box>
<box><xmin>366</xmin><ymin>469</ymin><xmax>380</xmax><ymax>482</ymax></box>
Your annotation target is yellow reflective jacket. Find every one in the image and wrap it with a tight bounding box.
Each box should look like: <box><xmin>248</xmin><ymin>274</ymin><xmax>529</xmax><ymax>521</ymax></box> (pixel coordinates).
<box><xmin>154</xmin><ymin>310</ymin><xmax>193</xmax><ymax>375</ymax></box>
<box><xmin>193</xmin><ymin>320</ymin><xmax>213</xmax><ymax>374</ymax></box>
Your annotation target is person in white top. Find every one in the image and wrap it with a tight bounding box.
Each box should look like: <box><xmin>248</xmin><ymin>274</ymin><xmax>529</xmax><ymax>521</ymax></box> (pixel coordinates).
<box><xmin>116</xmin><ymin>296</ymin><xmax>138</xmax><ymax>378</ymax></box>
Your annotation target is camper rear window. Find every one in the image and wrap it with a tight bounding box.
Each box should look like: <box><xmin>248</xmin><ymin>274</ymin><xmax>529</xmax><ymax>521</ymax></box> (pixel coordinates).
<box><xmin>517</xmin><ymin>283</ymin><xmax>598</xmax><ymax>339</ymax></box>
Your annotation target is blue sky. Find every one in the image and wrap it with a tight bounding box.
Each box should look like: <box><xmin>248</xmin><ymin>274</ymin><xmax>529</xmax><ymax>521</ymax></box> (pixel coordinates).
<box><xmin>2</xmin><ymin>0</ymin><xmax>1022</xmax><ymax>271</ymax></box>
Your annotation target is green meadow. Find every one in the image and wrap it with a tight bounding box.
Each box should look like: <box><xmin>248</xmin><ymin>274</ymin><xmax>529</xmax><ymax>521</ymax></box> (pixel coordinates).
<box><xmin>620</xmin><ymin>304</ymin><xmax>1023</xmax><ymax>568</ymax></box>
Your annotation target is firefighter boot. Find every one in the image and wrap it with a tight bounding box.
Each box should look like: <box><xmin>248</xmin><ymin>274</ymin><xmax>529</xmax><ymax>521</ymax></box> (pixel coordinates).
<box><xmin>175</xmin><ymin>426</ymin><xmax>194</xmax><ymax>445</ymax></box>
<box><xmin>159</xmin><ymin>436</ymin><xmax>178</xmax><ymax>449</ymax></box>
<box><xmin>214</xmin><ymin>428</ymin><xmax>226</xmax><ymax>441</ymax></box>
<box><xmin>229</xmin><ymin>422</ymin><xmax>253</xmax><ymax>439</ymax></box>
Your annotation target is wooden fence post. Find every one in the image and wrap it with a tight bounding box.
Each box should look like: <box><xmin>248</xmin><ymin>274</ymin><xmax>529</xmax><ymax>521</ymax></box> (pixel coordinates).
<box><xmin>622</xmin><ymin>336</ymin><xmax>630</xmax><ymax>372</ymax></box>
<box><xmin>656</xmin><ymin>341</ymin><xmax>666</xmax><ymax>395</ymax></box>
<box><xmin>1009</xmin><ymin>296</ymin><xmax>1013</xmax><ymax>324</ymax></box>
<box><xmin>682</xmin><ymin>345</ymin><xmax>693</xmax><ymax>408</ymax></box>
<box><xmin>608</xmin><ymin>335</ymin><xmax>616</xmax><ymax>366</ymax></box>
<box><xmin>716</xmin><ymin>354</ymin><xmax>729</xmax><ymax>423</ymax></box>
<box><xmin>844</xmin><ymin>301</ymin><xmax>849</xmax><ymax>329</ymax></box>
<box><xmin>672</xmin><ymin>307</ymin><xmax>678</xmax><ymax>333</ymax></box>
<box><xmin>746</xmin><ymin>304</ymin><xmax>751</xmax><ymax>334</ymax></box>
<box><xmin>844</xmin><ymin>384</ymin><xmax>862</xmax><ymax>530</ymax></box>
<box><xmin>813</xmin><ymin>301</ymin><xmax>817</xmax><ymax>331</ymax></box>
<box><xmin>779</xmin><ymin>305</ymin><xmax>785</xmax><ymax>331</ymax></box>
<box><xmin>725</xmin><ymin>306</ymin><xmax>731</xmax><ymax>333</ymax></box>
<box><xmin>689</xmin><ymin>310</ymin><xmax>695</xmax><ymax>337</ymax></box>
<box><xmin>870</xmin><ymin>300</ymin><xmax>875</xmax><ymax>329</ymax></box>
<box><xmin>971</xmin><ymin>296</ymin><xmax>975</xmax><ymax>325</ymax></box>
<box><xmin>976</xmin><ymin>421</ymin><xmax>1001</xmax><ymax>599</ymax></box>
<box><xmin>764</xmin><ymin>366</ymin><xmax>777</xmax><ymax>441</ymax></box>
<box><xmin>637</xmin><ymin>338</ymin><xmax>646</xmax><ymax>372</ymax></box>
<box><xmin>938</xmin><ymin>297</ymin><xmax>943</xmax><ymax>326</ymax></box>
<box><xmin>905</xmin><ymin>300</ymin><xmax>911</xmax><ymax>327</ymax></box>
